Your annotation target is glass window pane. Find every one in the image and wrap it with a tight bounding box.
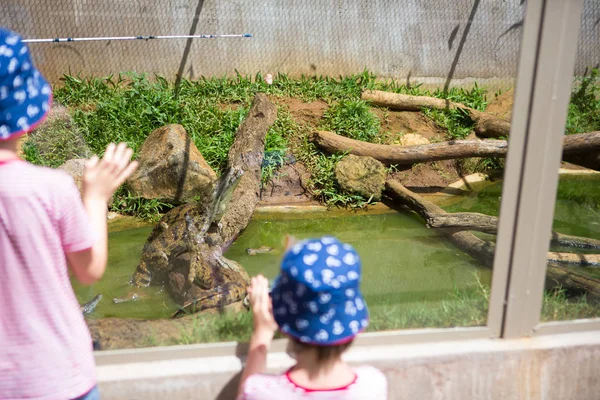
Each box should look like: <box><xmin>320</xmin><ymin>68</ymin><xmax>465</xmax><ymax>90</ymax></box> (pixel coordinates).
<box><xmin>3</xmin><ymin>1</ymin><xmax>529</xmax><ymax>350</ymax></box>
<box><xmin>541</xmin><ymin>0</ymin><xmax>600</xmax><ymax>323</ymax></box>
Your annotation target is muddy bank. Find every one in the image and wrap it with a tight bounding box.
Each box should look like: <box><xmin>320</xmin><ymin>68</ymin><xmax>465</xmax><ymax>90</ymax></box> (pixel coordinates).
<box><xmin>87</xmin><ymin>303</ymin><xmax>247</xmax><ymax>350</ymax></box>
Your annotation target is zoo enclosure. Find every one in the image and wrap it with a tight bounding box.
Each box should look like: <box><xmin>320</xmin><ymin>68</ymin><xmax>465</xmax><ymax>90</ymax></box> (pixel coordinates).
<box><xmin>2</xmin><ymin>0</ymin><xmax>600</xmax><ymax>397</ymax></box>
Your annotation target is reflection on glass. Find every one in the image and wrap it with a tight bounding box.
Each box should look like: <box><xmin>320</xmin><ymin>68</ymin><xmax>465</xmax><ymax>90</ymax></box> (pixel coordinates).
<box><xmin>540</xmin><ymin>0</ymin><xmax>600</xmax><ymax>323</ymax></box>
<box><xmin>59</xmin><ymin>0</ymin><xmax>535</xmax><ymax>350</ymax></box>
<box><xmin>542</xmin><ymin>173</ymin><xmax>600</xmax><ymax>322</ymax></box>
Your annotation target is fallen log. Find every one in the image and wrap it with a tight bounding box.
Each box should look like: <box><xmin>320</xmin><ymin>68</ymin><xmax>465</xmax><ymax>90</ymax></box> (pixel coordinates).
<box><xmin>426</xmin><ymin>212</ymin><xmax>498</xmax><ymax>234</ymax></box>
<box><xmin>310</xmin><ymin>130</ymin><xmax>600</xmax><ymax>167</ymax></box>
<box><xmin>159</xmin><ymin>93</ymin><xmax>277</xmax><ymax>314</ymax></box>
<box><xmin>385</xmin><ymin>180</ymin><xmax>600</xmax><ymax>296</ymax></box>
<box><xmin>310</xmin><ymin>130</ymin><xmax>507</xmax><ymax>165</ymax></box>
<box><xmin>218</xmin><ymin>93</ymin><xmax>278</xmax><ymax>247</ymax></box>
<box><xmin>427</xmin><ymin>212</ymin><xmax>600</xmax><ymax>251</ymax></box>
<box><xmin>362</xmin><ymin>90</ymin><xmax>511</xmax><ymax>138</ymax></box>
<box><xmin>546</xmin><ymin>264</ymin><xmax>600</xmax><ymax>296</ymax></box>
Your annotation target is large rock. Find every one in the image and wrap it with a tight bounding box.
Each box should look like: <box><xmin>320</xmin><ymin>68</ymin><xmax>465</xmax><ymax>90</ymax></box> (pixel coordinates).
<box><xmin>127</xmin><ymin>124</ymin><xmax>217</xmax><ymax>204</ymax></box>
<box><xmin>58</xmin><ymin>158</ymin><xmax>87</xmax><ymax>197</ymax></box>
<box><xmin>58</xmin><ymin>158</ymin><xmax>114</xmax><ymax>206</ymax></box>
<box><xmin>335</xmin><ymin>155</ymin><xmax>386</xmax><ymax>200</ymax></box>
<box><xmin>396</xmin><ymin>133</ymin><xmax>430</xmax><ymax>146</ymax></box>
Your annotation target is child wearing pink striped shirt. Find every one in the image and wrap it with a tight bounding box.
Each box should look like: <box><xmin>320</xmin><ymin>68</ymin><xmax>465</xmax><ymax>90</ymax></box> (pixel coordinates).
<box><xmin>0</xmin><ymin>28</ymin><xmax>137</xmax><ymax>400</ymax></box>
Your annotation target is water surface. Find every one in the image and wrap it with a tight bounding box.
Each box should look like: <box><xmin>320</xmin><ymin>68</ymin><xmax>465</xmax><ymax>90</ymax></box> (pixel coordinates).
<box><xmin>75</xmin><ymin>210</ymin><xmax>490</xmax><ymax>320</ymax></box>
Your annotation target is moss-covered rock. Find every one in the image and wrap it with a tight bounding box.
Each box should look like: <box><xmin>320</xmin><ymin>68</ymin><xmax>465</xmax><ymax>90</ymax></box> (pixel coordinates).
<box><xmin>335</xmin><ymin>154</ymin><xmax>386</xmax><ymax>200</ymax></box>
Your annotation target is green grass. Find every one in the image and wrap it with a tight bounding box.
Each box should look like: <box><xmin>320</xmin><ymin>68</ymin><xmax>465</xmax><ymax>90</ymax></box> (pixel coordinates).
<box><xmin>321</xmin><ymin>99</ymin><xmax>380</xmax><ymax>142</ymax></box>
<box><xmin>541</xmin><ymin>287</ymin><xmax>600</xmax><ymax>322</ymax></box>
<box><xmin>567</xmin><ymin>68</ymin><xmax>600</xmax><ymax>135</ymax></box>
<box><xmin>22</xmin><ymin>69</ymin><xmax>599</xmax><ymax>218</ymax></box>
<box><xmin>141</xmin><ymin>283</ymin><xmax>599</xmax><ymax>346</ymax></box>
<box><xmin>177</xmin><ymin>311</ymin><xmax>255</xmax><ymax>345</ymax></box>
<box><xmin>110</xmin><ymin>187</ymin><xmax>174</xmax><ymax>223</ymax></box>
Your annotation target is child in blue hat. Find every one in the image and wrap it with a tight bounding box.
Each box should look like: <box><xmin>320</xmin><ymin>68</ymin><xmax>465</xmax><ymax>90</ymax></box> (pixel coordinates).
<box><xmin>238</xmin><ymin>236</ymin><xmax>388</xmax><ymax>399</ymax></box>
<box><xmin>0</xmin><ymin>28</ymin><xmax>137</xmax><ymax>400</ymax></box>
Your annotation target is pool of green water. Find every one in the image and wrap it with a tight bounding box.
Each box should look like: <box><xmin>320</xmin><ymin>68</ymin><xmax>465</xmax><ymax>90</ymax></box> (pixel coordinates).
<box><xmin>75</xmin><ymin>174</ymin><xmax>600</xmax><ymax>322</ymax></box>
<box><xmin>445</xmin><ymin>174</ymin><xmax>600</xmax><ymax>279</ymax></box>
<box><xmin>74</xmin><ymin>210</ymin><xmax>490</xmax><ymax>320</ymax></box>
<box><xmin>446</xmin><ymin>175</ymin><xmax>600</xmax><ymax>247</ymax></box>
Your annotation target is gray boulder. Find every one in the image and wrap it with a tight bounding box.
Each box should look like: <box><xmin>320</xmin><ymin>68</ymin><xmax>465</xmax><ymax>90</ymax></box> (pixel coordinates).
<box><xmin>58</xmin><ymin>158</ymin><xmax>87</xmax><ymax>197</ymax></box>
<box><xmin>58</xmin><ymin>158</ymin><xmax>115</xmax><ymax>206</ymax></box>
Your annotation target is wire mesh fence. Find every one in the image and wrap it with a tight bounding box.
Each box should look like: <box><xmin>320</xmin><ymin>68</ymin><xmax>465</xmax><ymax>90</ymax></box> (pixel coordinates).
<box><xmin>0</xmin><ymin>1</ymin><xmax>563</xmax><ymax>84</ymax></box>
<box><xmin>1</xmin><ymin>1</ymin><xmax>598</xmax><ymax>84</ymax></box>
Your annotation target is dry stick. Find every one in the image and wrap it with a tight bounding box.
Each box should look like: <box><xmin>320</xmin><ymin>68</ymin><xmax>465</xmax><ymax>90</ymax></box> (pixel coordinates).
<box><xmin>361</xmin><ymin>90</ymin><xmax>511</xmax><ymax>138</ymax></box>
<box><xmin>385</xmin><ymin>180</ymin><xmax>600</xmax><ymax>296</ymax></box>
<box><xmin>310</xmin><ymin>130</ymin><xmax>600</xmax><ymax>166</ymax></box>
<box><xmin>426</xmin><ymin>212</ymin><xmax>600</xmax><ymax>251</ymax></box>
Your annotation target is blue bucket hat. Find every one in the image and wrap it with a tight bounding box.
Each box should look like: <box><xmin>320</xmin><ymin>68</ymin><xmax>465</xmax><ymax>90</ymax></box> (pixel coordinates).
<box><xmin>0</xmin><ymin>28</ymin><xmax>52</xmax><ymax>140</ymax></box>
<box><xmin>271</xmin><ymin>236</ymin><xmax>369</xmax><ymax>345</ymax></box>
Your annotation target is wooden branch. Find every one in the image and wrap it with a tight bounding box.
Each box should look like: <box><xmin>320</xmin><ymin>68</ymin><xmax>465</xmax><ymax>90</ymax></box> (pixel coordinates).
<box><xmin>385</xmin><ymin>180</ymin><xmax>600</xmax><ymax>296</ymax></box>
<box><xmin>361</xmin><ymin>90</ymin><xmax>511</xmax><ymax>138</ymax></box>
<box><xmin>427</xmin><ymin>213</ymin><xmax>600</xmax><ymax>250</ymax></box>
<box><xmin>385</xmin><ymin>180</ymin><xmax>495</xmax><ymax>266</ymax></box>
<box><xmin>426</xmin><ymin>212</ymin><xmax>498</xmax><ymax>234</ymax></box>
<box><xmin>310</xmin><ymin>130</ymin><xmax>507</xmax><ymax>165</ymax></box>
<box><xmin>546</xmin><ymin>264</ymin><xmax>600</xmax><ymax>297</ymax></box>
<box><xmin>310</xmin><ymin>130</ymin><xmax>600</xmax><ymax>167</ymax></box>
<box><xmin>547</xmin><ymin>252</ymin><xmax>600</xmax><ymax>267</ymax></box>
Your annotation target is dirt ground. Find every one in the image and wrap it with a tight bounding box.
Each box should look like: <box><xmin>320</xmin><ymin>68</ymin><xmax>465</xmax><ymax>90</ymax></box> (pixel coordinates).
<box><xmin>485</xmin><ymin>88</ymin><xmax>514</xmax><ymax>121</ymax></box>
<box><xmin>88</xmin><ymin>302</ymin><xmax>246</xmax><ymax>350</ymax></box>
<box><xmin>371</xmin><ymin>107</ymin><xmax>447</xmax><ymax>143</ymax></box>
<box><xmin>274</xmin><ymin>96</ymin><xmax>329</xmax><ymax>127</ymax></box>
<box><xmin>269</xmin><ymin>96</ymin><xmax>464</xmax><ymax>196</ymax></box>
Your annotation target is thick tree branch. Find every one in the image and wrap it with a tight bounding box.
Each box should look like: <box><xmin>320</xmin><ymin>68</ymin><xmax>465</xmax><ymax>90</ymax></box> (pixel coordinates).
<box><xmin>310</xmin><ymin>130</ymin><xmax>600</xmax><ymax>168</ymax></box>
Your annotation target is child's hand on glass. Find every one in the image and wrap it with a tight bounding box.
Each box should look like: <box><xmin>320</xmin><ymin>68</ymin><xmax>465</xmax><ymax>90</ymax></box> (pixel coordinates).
<box><xmin>249</xmin><ymin>275</ymin><xmax>278</xmax><ymax>342</ymax></box>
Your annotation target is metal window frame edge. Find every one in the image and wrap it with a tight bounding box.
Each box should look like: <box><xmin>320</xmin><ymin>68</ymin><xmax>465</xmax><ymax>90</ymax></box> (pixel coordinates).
<box><xmin>485</xmin><ymin>0</ymin><xmax>547</xmax><ymax>338</ymax></box>
<box><xmin>491</xmin><ymin>0</ymin><xmax>588</xmax><ymax>339</ymax></box>
<box><xmin>534</xmin><ymin>318</ymin><xmax>600</xmax><ymax>336</ymax></box>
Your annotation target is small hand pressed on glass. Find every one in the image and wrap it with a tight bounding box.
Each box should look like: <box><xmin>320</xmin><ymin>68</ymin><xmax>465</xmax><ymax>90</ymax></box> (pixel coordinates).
<box><xmin>248</xmin><ymin>275</ymin><xmax>278</xmax><ymax>339</ymax></box>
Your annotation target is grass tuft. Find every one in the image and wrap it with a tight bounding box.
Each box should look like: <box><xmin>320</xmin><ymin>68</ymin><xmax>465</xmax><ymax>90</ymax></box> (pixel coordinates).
<box><xmin>321</xmin><ymin>100</ymin><xmax>380</xmax><ymax>142</ymax></box>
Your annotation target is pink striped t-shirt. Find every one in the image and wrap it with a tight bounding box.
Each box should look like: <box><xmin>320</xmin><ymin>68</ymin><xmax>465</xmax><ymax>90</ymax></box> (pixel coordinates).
<box><xmin>0</xmin><ymin>159</ymin><xmax>97</xmax><ymax>400</ymax></box>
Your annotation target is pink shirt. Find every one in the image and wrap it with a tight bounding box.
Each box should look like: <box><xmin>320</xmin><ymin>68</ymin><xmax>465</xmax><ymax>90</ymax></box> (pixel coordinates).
<box><xmin>239</xmin><ymin>366</ymin><xmax>388</xmax><ymax>399</ymax></box>
<box><xmin>0</xmin><ymin>160</ymin><xmax>97</xmax><ymax>400</ymax></box>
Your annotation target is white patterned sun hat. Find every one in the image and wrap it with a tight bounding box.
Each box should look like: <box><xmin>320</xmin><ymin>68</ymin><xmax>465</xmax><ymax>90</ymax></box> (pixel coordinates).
<box><xmin>0</xmin><ymin>28</ymin><xmax>52</xmax><ymax>141</ymax></box>
<box><xmin>271</xmin><ymin>236</ymin><xmax>369</xmax><ymax>345</ymax></box>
